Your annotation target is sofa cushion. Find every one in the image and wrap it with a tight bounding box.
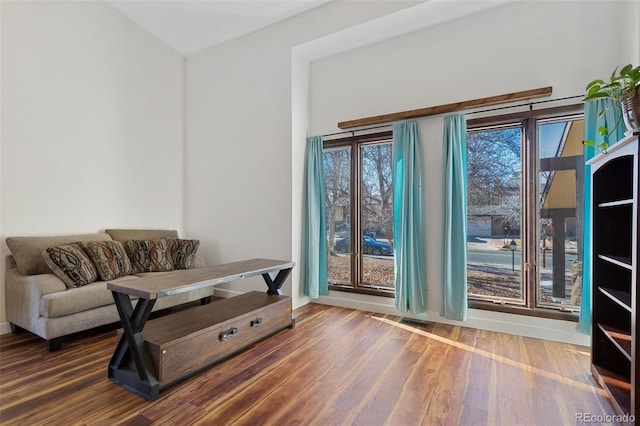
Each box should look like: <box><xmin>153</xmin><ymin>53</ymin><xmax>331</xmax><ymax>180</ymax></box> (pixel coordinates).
<box><xmin>42</xmin><ymin>244</ymin><xmax>98</xmax><ymax>288</ymax></box>
<box><xmin>168</xmin><ymin>239</ymin><xmax>200</xmax><ymax>269</ymax></box>
<box><xmin>39</xmin><ymin>275</ymin><xmax>140</xmax><ymax>318</ymax></box>
<box><xmin>6</xmin><ymin>233</ymin><xmax>113</xmax><ymax>276</ymax></box>
<box><xmin>81</xmin><ymin>240</ymin><xmax>132</xmax><ymax>281</ymax></box>
<box><xmin>105</xmin><ymin>229</ymin><xmax>179</xmax><ymax>243</ymax></box>
<box><xmin>124</xmin><ymin>239</ymin><xmax>174</xmax><ymax>273</ymax></box>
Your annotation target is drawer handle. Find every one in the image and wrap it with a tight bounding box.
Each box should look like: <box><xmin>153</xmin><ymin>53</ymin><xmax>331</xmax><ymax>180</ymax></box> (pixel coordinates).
<box><xmin>251</xmin><ymin>318</ymin><xmax>263</xmax><ymax>328</ymax></box>
<box><xmin>219</xmin><ymin>327</ymin><xmax>238</xmax><ymax>341</ymax></box>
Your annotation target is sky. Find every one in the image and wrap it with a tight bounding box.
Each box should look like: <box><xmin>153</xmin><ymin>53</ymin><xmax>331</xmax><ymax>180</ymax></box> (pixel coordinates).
<box><xmin>539</xmin><ymin>122</ymin><xmax>568</xmax><ymax>159</ymax></box>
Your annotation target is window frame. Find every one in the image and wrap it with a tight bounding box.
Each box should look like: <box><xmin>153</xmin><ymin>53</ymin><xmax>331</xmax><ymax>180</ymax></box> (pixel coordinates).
<box><xmin>466</xmin><ymin>104</ymin><xmax>584</xmax><ymax>321</ymax></box>
<box><xmin>323</xmin><ymin>130</ymin><xmax>395</xmax><ymax>298</ymax></box>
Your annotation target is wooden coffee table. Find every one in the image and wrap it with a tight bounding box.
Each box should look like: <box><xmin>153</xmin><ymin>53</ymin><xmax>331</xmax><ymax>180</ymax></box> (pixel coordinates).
<box><xmin>107</xmin><ymin>258</ymin><xmax>294</xmax><ymax>400</ymax></box>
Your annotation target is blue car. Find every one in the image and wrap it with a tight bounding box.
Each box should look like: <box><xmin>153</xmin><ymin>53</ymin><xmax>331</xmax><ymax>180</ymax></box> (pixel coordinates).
<box><xmin>334</xmin><ymin>235</ymin><xmax>393</xmax><ymax>256</ymax></box>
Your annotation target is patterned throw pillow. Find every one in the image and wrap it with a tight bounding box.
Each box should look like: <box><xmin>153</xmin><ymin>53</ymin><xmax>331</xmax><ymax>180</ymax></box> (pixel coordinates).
<box><xmin>168</xmin><ymin>239</ymin><xmax>200</xmax><ymax>269</ymax></box>
<box><xmin>124</xmin><ymin>239</ymin><xmax>174</xmax><ymax>273</ymax></box>
<box><xmin>81</xmin><ymin>240</ymin><xmax>132</xmax><ymax>281</ymax></box>
<box><xmin>42</xmin><ymin>244</ymin><xmax>98</xmax><ymax>288</ymax></box>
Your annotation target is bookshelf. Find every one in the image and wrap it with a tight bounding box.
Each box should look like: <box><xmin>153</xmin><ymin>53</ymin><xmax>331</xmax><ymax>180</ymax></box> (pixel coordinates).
<box><xmin>588</xmin><ymin>132</ymin><xmax>639</xmax><ymax>416</ymax></box>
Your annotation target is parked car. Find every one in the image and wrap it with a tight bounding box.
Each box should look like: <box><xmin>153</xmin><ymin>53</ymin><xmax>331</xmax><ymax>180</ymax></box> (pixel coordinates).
<box><xmin>334</xmin><ymin>235</ymin><xmax>393</xmax><ymax>256</ymax></box>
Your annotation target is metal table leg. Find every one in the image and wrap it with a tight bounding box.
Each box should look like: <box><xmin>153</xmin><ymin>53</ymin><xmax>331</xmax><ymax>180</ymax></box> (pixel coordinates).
<box><xmin>262</xmin><ymin>267</ymin><xmax>292</xmax><ymax>295</ymax></box>
<box><xmin>108</xmin><ymin>292</ymin><xmax>159</xmax><ymax>400</ymax></box>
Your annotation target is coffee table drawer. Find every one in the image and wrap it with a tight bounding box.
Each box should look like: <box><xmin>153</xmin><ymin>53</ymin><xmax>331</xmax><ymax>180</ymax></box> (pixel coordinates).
<box><xmin>144</xmin><ymin>292</ymin><xmax>291</xmax><ymax>386</ymax></box>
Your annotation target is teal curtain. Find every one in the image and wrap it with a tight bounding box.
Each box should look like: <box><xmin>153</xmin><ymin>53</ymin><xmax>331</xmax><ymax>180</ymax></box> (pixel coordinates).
<box><xmin>578</xmin><ymin>99</ymin><xmax>625</xmax><ymax>333</ymax></box>
<box><xmin>303</xmin><ymin>136</ymin><xmax>328</xmax><ymax>299</ymax></box>
<box><xmin>393</xmin><ymin>121</ymin><xmax>426</xmax><ymax>314</ymax></box>
<box><xmin>442</xmin><ymin>114</ymin><xmax>468</xmax><ymax>321</ymax></box>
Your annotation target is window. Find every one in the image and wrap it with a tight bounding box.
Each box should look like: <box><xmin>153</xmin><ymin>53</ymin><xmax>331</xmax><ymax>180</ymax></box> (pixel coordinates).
<box><xmin>324</xmin><ymin>131</ymin><xmax>395</xmax><ymax>296</ymax></box>
<box><xmin>466</xmin><ymin>106</ymin><xmax>584</xmax><ymax>318</ymax></box>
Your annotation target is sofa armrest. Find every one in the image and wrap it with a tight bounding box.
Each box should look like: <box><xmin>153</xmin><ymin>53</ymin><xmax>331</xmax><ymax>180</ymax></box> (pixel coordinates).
<box><xmin>193</xmin><ymin>255</ymin><xmax>206</xmax><ymax>269</ymax></box>
<box><xmin>5</xmin><ymin>267</ymin><xmax>67</xmax><ymax>337</ymax></box>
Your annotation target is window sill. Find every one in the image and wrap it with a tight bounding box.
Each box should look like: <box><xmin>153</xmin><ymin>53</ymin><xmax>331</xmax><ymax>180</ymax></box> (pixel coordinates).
<box><xmin>329</xmin><ymin>284</ymin><xmax>395</xmax><ymax>298</ymax></box>
<box><xmin>469</xmin><ymin>300</ymin><xmax>579</xmax><ymax>322</ymax></box>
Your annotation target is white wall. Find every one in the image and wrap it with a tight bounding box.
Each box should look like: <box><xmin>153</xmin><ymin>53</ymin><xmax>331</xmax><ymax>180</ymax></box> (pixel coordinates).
<box><xmin>628</xmin><ymin>0</ymin><xmax>640</xmax><ymax>63</ymax></box>
<box><xmin>185</xmin><ymin>1</ymin><xmax>421</xmax><ymax>297</ymax></box>
<box><xmin>0</xmin><ymin>1</ymin><xmax>185</xmax><ymax>327</ymax></box>
<box><xmin>304</xmin><ymin>0</ymin><xmax>636</xmax><ymax>345</ymax></box>
<box><xmin>309</xmin><ymin>1</ymin><xmax>632</xmax><ymax>133</ymax></box>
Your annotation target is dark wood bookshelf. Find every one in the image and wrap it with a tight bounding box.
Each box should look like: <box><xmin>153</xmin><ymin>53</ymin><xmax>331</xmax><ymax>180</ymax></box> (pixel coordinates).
<box><xmin>589</xmin><ymin>133</ymin><xmax>639</xmax><ymax>417</ymax></box>
<box><xmin>598</xmin><ymin>323</ymin><xmax>632</xmax><ymax>360</ymax></box>
<box><xmin>592</xmin><ymin>365</ymin><xmax>632</xmax><ymax>417</ymax></box>
<box><xmin>599</xmin><ymin>287</ymin><xmax>632</xmax><ymax>311</ymax></box>
<box><xmin>599</xmin><ymin>254</ymin><xmax>633</xmax><ymax>270</ymax></box>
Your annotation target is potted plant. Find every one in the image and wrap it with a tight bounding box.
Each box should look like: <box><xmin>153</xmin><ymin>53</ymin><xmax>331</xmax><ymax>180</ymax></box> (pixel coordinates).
<box><xmin>583</xmin><ymin>63</ymin><xmax>640</xmax><ymax>149</ymax></box>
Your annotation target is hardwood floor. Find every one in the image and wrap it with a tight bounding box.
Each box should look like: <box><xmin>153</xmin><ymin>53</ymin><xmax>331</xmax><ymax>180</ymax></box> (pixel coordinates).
<box><xmin>0</xmin><ymin>303</ymin><xmax>617</xmax><ymax>425</ymax></box>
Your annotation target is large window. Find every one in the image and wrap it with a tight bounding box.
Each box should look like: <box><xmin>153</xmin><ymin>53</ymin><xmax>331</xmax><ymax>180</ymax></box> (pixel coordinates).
<box><xmin>324</xmin><ymin>131</ymin><xmax>395</xmax><ymax>296</ymax></box>
<box><xmin>466</xmin><ymin>107</ymin><xmax>584</xmax><ymax>318</ymax></box>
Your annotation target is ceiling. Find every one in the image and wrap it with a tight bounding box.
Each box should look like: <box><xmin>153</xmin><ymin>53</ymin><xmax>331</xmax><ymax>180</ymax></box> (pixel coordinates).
<box><xmin>107</xmin><ymin>0</ymin><xmax>332</xmax><ymax>56</ymax></box>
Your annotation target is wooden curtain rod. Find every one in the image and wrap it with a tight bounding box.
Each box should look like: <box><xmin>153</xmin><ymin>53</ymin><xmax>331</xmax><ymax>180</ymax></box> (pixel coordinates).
<box><xmin>337</xmin><ymin>86</ymin><xmax>553</xmax><ymax>129</ymax></box>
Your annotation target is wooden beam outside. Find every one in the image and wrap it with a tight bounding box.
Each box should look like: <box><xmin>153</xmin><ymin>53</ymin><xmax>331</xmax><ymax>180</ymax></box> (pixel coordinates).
<box><xmin>337</xmin><ymin>86</ymin><xmax>553</xmax><ymax>129</ymax></box>
<box><xmin>539</xmin><ymin>155</ymin><xmax>584</xmax><ymax>172</ymax></box>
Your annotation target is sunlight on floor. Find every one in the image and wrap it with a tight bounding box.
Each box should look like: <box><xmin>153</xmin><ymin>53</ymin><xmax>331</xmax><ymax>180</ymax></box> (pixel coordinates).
<box><xmin>369</xmin><ymin>315</ymin><xmax>606</xmax><ymax>396</ymax></box>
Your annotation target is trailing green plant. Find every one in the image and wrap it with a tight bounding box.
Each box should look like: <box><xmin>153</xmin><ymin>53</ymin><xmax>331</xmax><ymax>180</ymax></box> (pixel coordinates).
<box><xmin>583</xmin><ymin>64</ymin><xmax>640</xmax><ymax>150</ymax></box>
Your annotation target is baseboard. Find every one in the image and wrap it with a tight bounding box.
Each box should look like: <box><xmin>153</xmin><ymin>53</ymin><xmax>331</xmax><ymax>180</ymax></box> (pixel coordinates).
<box><xmin>1</xmin><ymin>295</ymin><xmax>589</xmax><ymax>345</ymax></box>
<box><xmin>314</xmin><ymin>293</ymin><xmax>590</xmax><ymax>346</ymax></box>
<box><xmin>0</xmin><ymin>322</ymin><xmax>12</xmax><ymax>335</ymax></box>
<box><xmin>2</xmin><ymin>288</ymin><xmax>583</xmax><ymax>344</ymax></box>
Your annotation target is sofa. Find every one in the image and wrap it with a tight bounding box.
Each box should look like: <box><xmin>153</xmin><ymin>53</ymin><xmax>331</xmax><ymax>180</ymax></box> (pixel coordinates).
<box><xmin>5</xmin><ymin>229</ymin><xmax>213</xmax><ymax>351</ymax></box>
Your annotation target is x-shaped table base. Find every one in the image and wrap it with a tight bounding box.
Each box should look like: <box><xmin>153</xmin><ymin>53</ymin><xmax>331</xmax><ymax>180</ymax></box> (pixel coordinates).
<box><xmin>262</xmin><ymin>267</ymin><xmax>292</xmax><ymax>295</ymax></box>
<box><xmin>106</xmin><ymin>259</ymin><xmax>295</xmax><ymax>401</ymax></box>
<box><xmin>108</xmin><ymin>293</ymin><xmax>159</xmax><ymax>400</ymax></box>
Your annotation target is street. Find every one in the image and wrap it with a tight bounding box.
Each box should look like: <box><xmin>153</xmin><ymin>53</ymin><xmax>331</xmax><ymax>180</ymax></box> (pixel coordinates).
<box><xmin>468</xmin><ymin>248</ymin><xmax>578</xmax><ymax>270</ymax></box>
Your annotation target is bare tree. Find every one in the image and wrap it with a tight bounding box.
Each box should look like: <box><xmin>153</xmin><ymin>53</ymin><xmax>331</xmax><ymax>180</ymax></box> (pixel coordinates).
<box><xmin>467</xmin><ymin>128</ymin><xmax>521</xmax><ymax>231</ymax></box>
<box><xmin>324</xmin><ymin>148</ymin><xmax>350</xmax><ymax>255</ymax></box>
<box><xmin>361</xmin><ymin>143</ymin><xmax>393</xmax><ymax>244</ymax></box>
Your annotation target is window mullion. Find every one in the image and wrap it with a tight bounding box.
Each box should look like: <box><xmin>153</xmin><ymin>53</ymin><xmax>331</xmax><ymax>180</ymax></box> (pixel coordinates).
<box><xmin>523</xmin><ymin>118</ymin><xmax>538</xmax><ymax>309</ymax></box>
<box><xmin>351</xmin><ymin>139</ymin><xmax>360</xmax><ymax>287</ymax></box>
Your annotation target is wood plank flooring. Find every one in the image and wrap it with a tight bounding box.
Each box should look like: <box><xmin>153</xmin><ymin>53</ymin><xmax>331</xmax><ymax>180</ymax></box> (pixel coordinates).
<box><xmin>0</xmin><ymin>303</ymin><xmax>617</xmax><ymax>425</ymax></box>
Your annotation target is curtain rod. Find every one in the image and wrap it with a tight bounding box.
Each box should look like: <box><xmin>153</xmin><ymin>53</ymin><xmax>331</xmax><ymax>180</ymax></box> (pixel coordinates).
<box><xmin>321</xmin><ymin>94</ymin><xmax>583</xmax><ymax>138</ymax></box>
<box><xmin>466</xmin><ymin>94</ymin><xmax>582</xmax><ymax>115</ymax></box>
<box><xmin>321</xmin><ymin>124</ymin><xmax>392</xmax><ymax>139</ymax></box>
<box><xmin>338</xmin><ymin>86</ymin><xmax>553</xmax><ymax>129</ymax></box>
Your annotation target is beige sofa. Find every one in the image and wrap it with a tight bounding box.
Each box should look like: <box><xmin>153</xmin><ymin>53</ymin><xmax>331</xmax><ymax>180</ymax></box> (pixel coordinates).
<box><xmin>5</xmin><ymin>229</ymin><xmax>213</xmax><ymax>351</ymax></box>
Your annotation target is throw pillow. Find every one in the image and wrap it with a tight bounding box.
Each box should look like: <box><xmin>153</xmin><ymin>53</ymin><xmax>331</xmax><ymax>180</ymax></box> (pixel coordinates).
<box><xmin>81</xmin><ymin>240</ymin><xmax>132</xmax><ymax>281</ymax></box>
<box><xmin>168</xmin><ymin>239</ymin><xmax>200</xmax><ymax>269</ymax></box>
<box><xmin>42</xmin><ymin>244</ymin><xmax>98</xmax><ymax>288</ymax></box>
<box><xmin>124</xmin><ymin>239</ymin><xmax>174</xmax><ymax>273</ymax></box>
